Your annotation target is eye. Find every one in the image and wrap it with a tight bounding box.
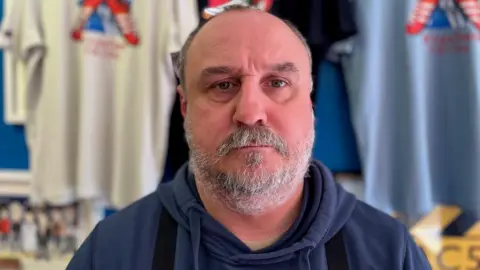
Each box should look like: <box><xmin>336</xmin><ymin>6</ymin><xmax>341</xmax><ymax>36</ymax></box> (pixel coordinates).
<box><xmin>207</xmin><ymin>80</ymin><xmax>238</xmax><ymax>102</ymax></box>
<box><xmin>269</xmin><ymin>79</ymin><xmax>287</xmax><ymax>88</ymax></box>
<box><xmin>215</xmin><ymin>81</ymin><xmax>234</xmax><ymax>91</ymax></box>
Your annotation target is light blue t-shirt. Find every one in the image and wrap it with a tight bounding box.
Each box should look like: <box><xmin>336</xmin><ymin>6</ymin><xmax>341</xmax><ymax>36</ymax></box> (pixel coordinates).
<box><xmin>340</xmin><ymin>0</ymin><xmax>480</xmax><ymax>219</ymax></box>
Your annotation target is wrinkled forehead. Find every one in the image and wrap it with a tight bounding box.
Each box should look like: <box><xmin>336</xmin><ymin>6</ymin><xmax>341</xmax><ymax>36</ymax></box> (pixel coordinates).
<box><xmin>185</xmin><ymin>11</ymin><xmax>310</xmax><ymax>81</ymax></box>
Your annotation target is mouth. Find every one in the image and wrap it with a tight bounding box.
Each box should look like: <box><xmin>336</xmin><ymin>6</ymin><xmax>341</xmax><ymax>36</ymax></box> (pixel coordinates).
<box><xmin>236</xmin><ymin>145</ymin><xmax>273</xmax><ymax>150</ymax></box>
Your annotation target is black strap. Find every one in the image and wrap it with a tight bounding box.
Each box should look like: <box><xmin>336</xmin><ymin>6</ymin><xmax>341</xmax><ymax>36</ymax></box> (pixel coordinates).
<box><xmin>152</xmin><ymin>210</ymin><xmax>349</xmax><ymax>270</ymax></box>
<box><xmin>325</xmin><ymin>230</ymin><xmax>350</xmax><ymax>270</ymax></box>
<box><xmin>152</xmin><ymin>209</ymin><xmax>178</xmax><ymax>270</ymax></box>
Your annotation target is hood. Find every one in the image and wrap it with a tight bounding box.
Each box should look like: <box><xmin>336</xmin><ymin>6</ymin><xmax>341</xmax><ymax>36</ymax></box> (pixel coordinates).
<box><xmin>158</xmin><ymin>160</ymin><xmax>357</xmax><ymax>269</ymax></box>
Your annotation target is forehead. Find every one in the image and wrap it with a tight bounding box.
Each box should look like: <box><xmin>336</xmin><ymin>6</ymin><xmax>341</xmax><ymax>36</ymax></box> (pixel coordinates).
<box><xmin>186</xmin><ymin>10</ymin><xmax>310</xmax><ymax>77</ymax></box>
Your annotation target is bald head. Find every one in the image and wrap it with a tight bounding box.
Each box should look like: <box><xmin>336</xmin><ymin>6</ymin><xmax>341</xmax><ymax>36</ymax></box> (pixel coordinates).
<box><xmin>176</xmin><ymin>5</ymin><xmax>312</xmax><ymax>92</ymax></box>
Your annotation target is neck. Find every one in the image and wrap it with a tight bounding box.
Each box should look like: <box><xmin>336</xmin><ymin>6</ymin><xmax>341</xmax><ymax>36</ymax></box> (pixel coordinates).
<box><xmin>196</xmin><ymin>179</ymin><xmax>304</xmax><ymax>251</ymax></box>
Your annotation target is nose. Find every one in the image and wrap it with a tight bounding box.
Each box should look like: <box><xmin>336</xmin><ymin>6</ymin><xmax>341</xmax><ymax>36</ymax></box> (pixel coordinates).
<box><xmin>232</xmin><ymin>82</ymin><xmax>267</xmax><ymax>126</ymax></box>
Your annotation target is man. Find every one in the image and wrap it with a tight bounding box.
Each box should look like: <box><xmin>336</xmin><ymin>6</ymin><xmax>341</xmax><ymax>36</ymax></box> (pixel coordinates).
<box><xmin>66</xmin><ymin>4</ymin><xmax>431</xmax><ymax>269</ymax></box>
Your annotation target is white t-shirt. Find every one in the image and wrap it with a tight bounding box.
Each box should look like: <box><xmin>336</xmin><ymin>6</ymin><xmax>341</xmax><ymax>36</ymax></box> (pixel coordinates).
<box><xmin>0</xmin><ymin>0</ymin><xmax>198</xmax><ymax>208</ymax></box>
<box><xmin>0</xmin><ymin>0</ymin><xmax>29</xmax><ymax>124</ymax></box>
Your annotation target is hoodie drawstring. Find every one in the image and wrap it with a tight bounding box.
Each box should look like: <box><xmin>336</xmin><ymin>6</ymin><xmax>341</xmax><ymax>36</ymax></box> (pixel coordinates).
<box><xmin>189</xmin><ymin>210</ymin><xmax>202</xmax><ymax>270</ymax></box>
<box><xmin>298</xmin><ymin>249</ymin><xmax>312</xmax><ymax>270</ymax></box>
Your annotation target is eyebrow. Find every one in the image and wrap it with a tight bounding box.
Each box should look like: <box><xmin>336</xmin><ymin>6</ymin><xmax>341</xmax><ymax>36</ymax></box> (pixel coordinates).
<box><xmin>199</xmin><ymin>62</ymin><xmax>300</xmax><ymax>79</ymax></box>
<box><xmin>200</xmin><ymin>66</ymin><xmax>239</xmax><ymax>78</ymax></box>
<box><xmin>269</xmin><ymin>62</ymin><xmax>299</xmax><ymax>73</ymax></box>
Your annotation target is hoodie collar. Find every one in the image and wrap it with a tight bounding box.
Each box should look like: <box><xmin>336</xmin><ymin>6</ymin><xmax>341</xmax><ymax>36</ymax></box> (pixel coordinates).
<box><xmin>158</xmin><ymin>160</ymin><xmax>357</xmax><ymax>267</ymax></box>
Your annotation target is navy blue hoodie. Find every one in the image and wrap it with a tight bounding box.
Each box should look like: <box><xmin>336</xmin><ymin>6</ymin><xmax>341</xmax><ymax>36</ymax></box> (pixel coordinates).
<box><xmin>66</xmin><ymin>160</ymin><xmax>431</xmax><ymax>269</ymax></box>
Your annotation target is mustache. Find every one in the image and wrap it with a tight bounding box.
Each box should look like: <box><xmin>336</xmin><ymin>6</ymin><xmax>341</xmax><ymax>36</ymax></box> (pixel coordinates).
<box><xmin>216</xmin><ymin>126</ymin><xmax>288</xmax><ymax>157</ymax></box>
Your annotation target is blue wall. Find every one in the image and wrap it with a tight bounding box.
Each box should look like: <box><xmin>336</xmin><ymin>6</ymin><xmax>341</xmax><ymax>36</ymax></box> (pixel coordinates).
<box><xmin>0</xmin><ymin>1</ymin><xmax>29</xmax><ymax>170</ymax></box>
<box><xmin>313</xmin><ymin>62</ymin><xmax>361</xmax><ymax>172</ymax></box>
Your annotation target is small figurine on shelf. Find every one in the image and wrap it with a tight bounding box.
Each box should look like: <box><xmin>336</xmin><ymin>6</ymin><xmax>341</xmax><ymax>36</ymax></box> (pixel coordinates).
<box><xmin>9</xmin><ymin>201</ymin><xmax>23</xmax><ymax>253</ymax></box>
<box><xmin>36</xmin><ymin>211</ymin><xmax>51</xmax><ymax>261</ymax></box>
<box><xmin>0</xmin><ymin>208</ymin><xmax>10</xmax><ymax>250</ymax></box>
<box><xmin>20</xmin><ymin>209</ymin><xmax>38</xmax><ymax>257</ymax></box>
<box><xmin>50</xmin><ymin>208</ymin><xmax>65</xmax><ymax>254</ymax></box>
<box><xmin>71</xmin><ymin>0</ymin><xmax>140</xmax><ymax>45</ymax></box>
<box><xmin>62</xmin><ymin>205</ymin><xmax>78</xmax><ymax>255</ymax></box>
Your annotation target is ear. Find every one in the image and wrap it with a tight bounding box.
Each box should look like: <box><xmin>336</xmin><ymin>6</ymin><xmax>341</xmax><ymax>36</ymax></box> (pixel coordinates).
<box><xmin>177</xmin><ymin>85</ymin><xmax>187</xmax><ymax>118</ymax></box>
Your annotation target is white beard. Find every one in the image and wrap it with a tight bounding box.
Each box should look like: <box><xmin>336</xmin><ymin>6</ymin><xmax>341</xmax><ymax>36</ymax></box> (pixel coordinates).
<box><xmin>184</xmin><ymin>114</ymin><xmax>315</xmax><ymax>214</ymax></box>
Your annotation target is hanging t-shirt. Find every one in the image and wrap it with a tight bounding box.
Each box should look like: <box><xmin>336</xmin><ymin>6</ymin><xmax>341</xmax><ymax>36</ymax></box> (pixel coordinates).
<box><xmin>0</xmin><ymin>0</ymin><xmax>29</xmax><ymax>124</ymax></box>
<box><xmin>0</xmin><ymin>0</ymin><xmax>199</xmax><ymax>209</ymax></box>
<box><xmin>336</xmin><ymin>0</ymin><xmax>480</xmax><ymax>219</ymax></box>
